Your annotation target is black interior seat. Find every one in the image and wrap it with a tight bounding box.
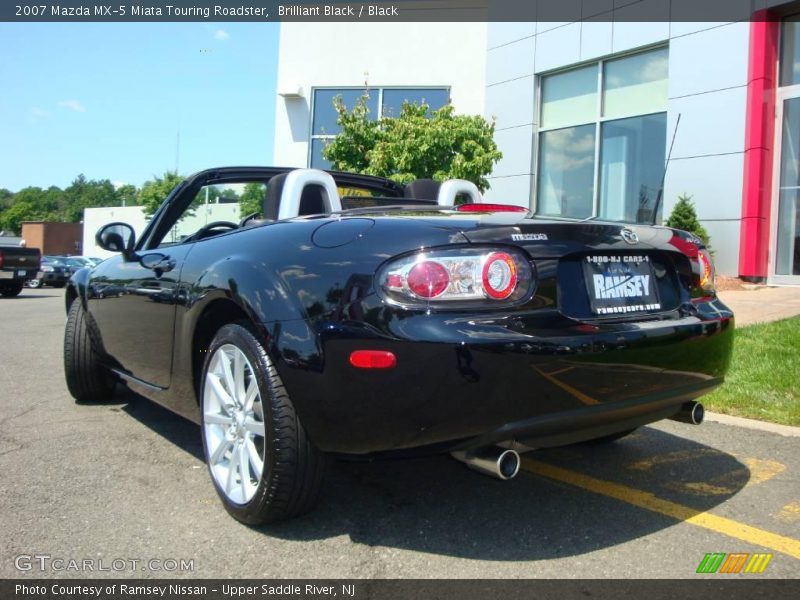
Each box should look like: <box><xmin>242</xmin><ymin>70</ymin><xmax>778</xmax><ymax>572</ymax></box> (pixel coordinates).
<box><xmin>298</xmin><ymin>185</ymin><xmax>326</xmax><ymax>215</ymax></box>
<box><xmin>404</xmin><ymin>179</ymin><xmax>441</xmax><ymax>201</ymax></box>
<box><xmin>262</xmin><ymin>172</ymin><xmax>288</xmax><ymax>221</ymax></box>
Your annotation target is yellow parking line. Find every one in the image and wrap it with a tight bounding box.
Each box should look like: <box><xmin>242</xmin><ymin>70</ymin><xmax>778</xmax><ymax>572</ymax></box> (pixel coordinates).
<box><xmin>522</xmin><ymin>458</ymin><xmax>800</xmax><ymax>560</ymax></box>
<box><xmin>629</xmin><ymin>450</ymin><xmax>786</xmax><ymax>497</ymax></box>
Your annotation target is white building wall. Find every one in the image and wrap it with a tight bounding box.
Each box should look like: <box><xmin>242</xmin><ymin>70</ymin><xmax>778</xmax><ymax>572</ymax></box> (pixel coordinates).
<box><xmin>273</xmin><ymin>22</ymin><xmax>487</xmax><ymax>168</ymax></box>
<box><xmin>484</xmin><ymin>15</ymin><xmax>751</xmax><ymax>275</ymax></box>
<box><xmin>83</xmin><ymin>206</ymin><xmax>149</xmax><ymax>259</ymax></box>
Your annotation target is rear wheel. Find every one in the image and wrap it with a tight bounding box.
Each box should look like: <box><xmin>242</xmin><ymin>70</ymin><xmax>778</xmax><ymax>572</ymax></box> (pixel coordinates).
<box><xmin>201</xmin><ymin>323</ymin><xmax>325</xmax><ymax>524</ymax></box>
<box><xmin>27</xmin><ymin>278</ymin><xmax>42</xmax><ymax>288</ymax></box>
<box><xmin>0</xmin><ymin>281</ymin><xmax>24</xmax><ymax>297</ymax></box>
<box><xmin>64</xmin><ymin>300</ymin><xmax>115</xmax><ymax>403</ymax></box>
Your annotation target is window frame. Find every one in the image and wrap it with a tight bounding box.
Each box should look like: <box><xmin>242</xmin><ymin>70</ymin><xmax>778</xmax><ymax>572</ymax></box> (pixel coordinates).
<box><xmin>532</xmin><ymin>44</ymin><xmax>669</xmax><ymax>222</ymax></box>
<box><xmin>307</xmin><ymin>85</ymin><xmax>451</xmax><ymax>169</ymax></box>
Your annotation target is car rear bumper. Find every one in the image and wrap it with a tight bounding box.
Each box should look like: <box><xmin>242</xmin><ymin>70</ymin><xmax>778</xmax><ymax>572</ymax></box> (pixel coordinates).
<box><xmin>276</xmin><ymin>298</ymin><xmax>734</xmax><ymax>454</ymax></box>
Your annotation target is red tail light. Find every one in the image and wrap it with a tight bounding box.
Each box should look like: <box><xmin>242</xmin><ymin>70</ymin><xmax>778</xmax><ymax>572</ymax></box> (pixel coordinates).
<box><xmin>457</xmin><ymin>203</ymin><xmax>528</xmax><ymax>213</ymax></box>
<box><xmin>697</xmin><ymin>250</ymin><xmax>713</xmax><ymax>290</ymax></box>
<box><xmin>482</xmin><ymin>252</ymin><xmax>518</xmax><ymax>299</ymax></box>
<box><xmin>379</xmin><ymin>247</ymin><xmax>534</xmax><ymax>308</ymax></box>
<box><xmin>668</xmin><ymin>234</ymin><xmax>715</xmax><ymax>297</ymax></box>
<box><xmin>349</xmin><ymin>350</ymin><xmax>397</xmax><ymax>370</ymax></box>
<box><xmin>406</xmin><ymin>261</ymin><xmax>450</xmax><ymax>298</ymax></box>
<box><xmin>0</xmin><ymin>250</ymin><xmax>4</xmax><ymax>269</ymax></box>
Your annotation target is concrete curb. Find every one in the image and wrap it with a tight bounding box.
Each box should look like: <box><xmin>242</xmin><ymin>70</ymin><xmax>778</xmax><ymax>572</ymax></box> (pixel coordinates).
<box><xmin>704</xmin><ymin>411</ymin><xmax>800</xmax><ymax>437</ymax></box>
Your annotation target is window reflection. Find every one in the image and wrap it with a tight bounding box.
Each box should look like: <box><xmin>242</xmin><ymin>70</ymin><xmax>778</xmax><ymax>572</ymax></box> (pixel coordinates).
<box><xmin>780</xmin><ymin>15</ymin><xmax>800</xmax><ymax>87</ymax></box>
<box><xmin>537</xmin><ymin>124</ymin><xmax>596</xmax><ymax>219</ymax></box>
<box><xmin>603</xmin><ymin>48</ymin><xmax>668</xmax><ymax>119</ymax></box>
<box><xmin>599</xmin><ymin>113</ymin><xmax>667</xmax><ymax>223</ymax></box>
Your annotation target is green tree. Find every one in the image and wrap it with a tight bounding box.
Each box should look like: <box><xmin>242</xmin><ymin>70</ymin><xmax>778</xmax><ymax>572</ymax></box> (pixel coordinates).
<box><xmin>322</xmin><ymin>95</ymin><xmax>502</xmax><ymax>191</ymax></box>
<box><xmin>0</xmin><ymin>186</ymin><xmax>63</xmax><ymax>233</ymax></box>
<box><xmin>60</xmin><ymin>175</ymin><xmax>120</xmax><ymax>222</ymax></box>
<box><xmin>138</xmin><ymin>171</ymin><xmax>185</xmax><ymax>217</ymax></box>
<box><xmin>0</xmin><ymin>188</ymin><xmax>13</xmax><ymax>210</ymax></box>
<box><xmin>239</xmin><ymin>183</ymin><xmax>265</xmax><ymax>218</ymax></box>
<box><xmin>666</xmin><ymin>194</ymin><xmax>710</xmax><ymax>247</ymax></box>
<box><xmin>115</xmin><ymin>184</ymin><xmax>139</xmax><ymax>207</ymax></box>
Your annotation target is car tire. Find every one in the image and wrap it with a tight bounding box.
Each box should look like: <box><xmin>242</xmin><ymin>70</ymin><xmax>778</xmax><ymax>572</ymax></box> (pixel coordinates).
<box><xmin>27</xmin><ymin>278</ymin><xmax>42</xmax><ymax>288</ymax></box>
<box><xmin>580</xmin><ymin>428</ymin><xmax>637</xmax><ymax>445</ymax></box>
<box><xmin>64</xmin><ymin>300</ymin><xmax>115</xmax><ymax>403</ymax></box>
<box><xmin>200</xmin><ymin>323</ymin><xmax>325</xmax><ymax>524</ymax></box>
<box><xmin>0</xmin><ymin>281</ymin><xmax>24</xmax><ymax>297</ymax></box>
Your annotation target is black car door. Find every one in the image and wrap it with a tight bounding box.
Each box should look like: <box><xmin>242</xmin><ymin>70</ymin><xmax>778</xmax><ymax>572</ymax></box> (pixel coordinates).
<box><xmin>89</xmin><ymin>243</ymin><xmax>194</xmax><ymax>388</ymax></box>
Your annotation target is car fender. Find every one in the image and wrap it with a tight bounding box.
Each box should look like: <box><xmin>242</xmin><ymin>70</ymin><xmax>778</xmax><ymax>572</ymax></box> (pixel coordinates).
<box><xmin>168</xmin><ymin>254</ymin><xmax>317</xmax><ymax>421</ymax></box>
<box><xmin>187</xmin><ymin>254</ymin><xmax>307</xmax><ymax>324</ymax></box>
<box><xmin>65</xmin><ymin>266</ymin><xmax>91</xmax><ymax>313</ymax></box>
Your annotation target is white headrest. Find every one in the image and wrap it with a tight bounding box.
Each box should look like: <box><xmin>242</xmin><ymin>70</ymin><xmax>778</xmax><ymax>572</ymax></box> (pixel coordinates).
<box><xmin>437</xmin><ymin>179</ymin><xmax>482</xmax><ymax>206</ymax></box>
<box><xmin>277</xmin><ymin>169</ymin><xmax>342</xmax><ymax>220</ymax></box>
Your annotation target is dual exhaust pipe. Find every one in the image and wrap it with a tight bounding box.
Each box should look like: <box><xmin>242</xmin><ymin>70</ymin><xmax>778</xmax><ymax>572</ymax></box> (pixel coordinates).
<box><xmin>451</xmin><ymin>401</ymin><xmax>703</xmax><ymax>481</ymax></box>
<box><xmin>669</xmin><ymin>400</ymin><xmax>705</xmax><ymax>425</ymax></box>
<box><xmin>451</xmin><ymin>447</ymin><xmax>521</xmax><ymax>481</ymax></box>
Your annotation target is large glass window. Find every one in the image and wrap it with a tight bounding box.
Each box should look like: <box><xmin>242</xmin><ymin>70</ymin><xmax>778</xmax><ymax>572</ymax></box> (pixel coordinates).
<box><xmin>780</xmin><ymin>14</ymin><xmax>800</xmax><ymax>87</ymax></box>
<box><xmin>775</xmin><ymin>15</ymin><xmax>800</xmax><ymax>277</ymax></box>
<box><xmin>537</xmin><ymin>125</ymin><xmax>596</xmax><ymax>219</ymax></box>
<box><xmin>540</xmin><ymin>65</ymin><xmax>597</xmax><ymax>129</ymax></box>
<box><xmin>536</xmin><ymin>47</ymin><xmax>668</xmax><ymax>223</ymax></box>
<box><xmin>309</xmin><ymin>87</ymin><xmax>450</xmax><ymax>168</ymax></box>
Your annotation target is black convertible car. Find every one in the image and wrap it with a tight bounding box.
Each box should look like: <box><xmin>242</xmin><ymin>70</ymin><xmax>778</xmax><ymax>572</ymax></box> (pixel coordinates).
<box><xmin>63</xmin><ymin>166</ymin><xmax>733</xmax><ymax>524</ymax></box>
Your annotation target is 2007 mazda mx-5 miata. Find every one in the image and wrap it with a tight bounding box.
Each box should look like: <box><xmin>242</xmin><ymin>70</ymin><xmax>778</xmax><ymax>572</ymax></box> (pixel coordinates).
<box><xmin>63</xmin><ymin>166</ymin><xmax>733</xmax><ymax>523</ymax></box>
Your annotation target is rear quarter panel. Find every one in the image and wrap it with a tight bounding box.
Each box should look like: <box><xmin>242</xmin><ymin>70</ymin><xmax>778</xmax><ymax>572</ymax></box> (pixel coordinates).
<box><xmin>168</xmin><ymin>217</ymin><xmax>468</xmax><ymax>421</ymax></box>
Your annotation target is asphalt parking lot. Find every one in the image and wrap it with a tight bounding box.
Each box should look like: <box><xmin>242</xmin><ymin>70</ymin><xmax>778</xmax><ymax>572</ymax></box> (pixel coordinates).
<box><xmin>1</xmin><ymin>289</ymin><xmax>798</xmax><ymax>579</ymax></box>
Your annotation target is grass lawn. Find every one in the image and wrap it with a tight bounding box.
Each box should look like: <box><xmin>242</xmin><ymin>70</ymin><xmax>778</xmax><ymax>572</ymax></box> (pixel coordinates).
<box><xmin>703</xmin><ymin>316</ymin><xmax>800</xmax><ymax>426</ymax></box>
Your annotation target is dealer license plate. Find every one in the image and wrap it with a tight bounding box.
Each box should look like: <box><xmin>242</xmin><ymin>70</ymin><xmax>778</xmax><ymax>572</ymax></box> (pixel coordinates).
<box><xmin>583</xmin><ymin>254</ymin><xmax>661</xmax><ymax>315</ymax></box>
<box><xmin>18</xmin><ymin>270</ymin><xmax>26</xmax><ymax>277</ymax></box>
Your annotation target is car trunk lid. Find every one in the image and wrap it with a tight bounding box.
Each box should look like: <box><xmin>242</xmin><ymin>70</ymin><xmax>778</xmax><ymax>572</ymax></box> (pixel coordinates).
<box><xmin>459</xmin><ymin>219</ymin><xmax>697</xmax><ymax>321</ymax></box>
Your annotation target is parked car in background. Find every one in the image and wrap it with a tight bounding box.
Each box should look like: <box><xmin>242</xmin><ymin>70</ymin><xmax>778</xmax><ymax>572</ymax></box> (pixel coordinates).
<box><xmin>0</xmin><ymin>245</ymin><xmax>40</xmax><ymax>297</ymax></box>
<box><xmin>55</xmin><ymin>256</ymin><xmax>91</xmax><ymax>276</ymax></box>
<box><xmin>28</xmin><ymin>256</ymin><xmax>70</xmax><ymax>288</ymax></box>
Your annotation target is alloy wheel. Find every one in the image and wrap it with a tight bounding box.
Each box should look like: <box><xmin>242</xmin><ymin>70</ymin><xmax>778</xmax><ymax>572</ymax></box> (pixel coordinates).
<box><xmin>202</xmin><ymin>343</ymin><xmax>266</xmax><ymax>504</ymax></box>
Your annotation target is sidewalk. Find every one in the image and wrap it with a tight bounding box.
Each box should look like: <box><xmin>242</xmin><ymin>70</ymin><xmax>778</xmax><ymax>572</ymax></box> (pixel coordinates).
<box><xmin>718</xmin><ymin>286</ymin><xmax>800</xmax><ymax>326</ymax></box>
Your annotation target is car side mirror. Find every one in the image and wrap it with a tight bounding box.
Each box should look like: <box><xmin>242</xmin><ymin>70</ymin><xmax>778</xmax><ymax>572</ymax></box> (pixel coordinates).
<box><xmin>96</xmin><ymin>222</ymin><xmax>136</xmax><ymax>259</ymax></box>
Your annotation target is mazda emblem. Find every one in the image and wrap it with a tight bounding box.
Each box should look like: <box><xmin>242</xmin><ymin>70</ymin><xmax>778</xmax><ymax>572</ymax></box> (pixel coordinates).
<box><xmin>620</xmin><ymin>228</ymin><xmax>639</xmax><ymax>244</ymax></box>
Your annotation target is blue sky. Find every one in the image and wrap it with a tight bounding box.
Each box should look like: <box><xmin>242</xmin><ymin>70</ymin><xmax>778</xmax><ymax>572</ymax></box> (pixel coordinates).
<box><xmin>0</xmin><ymin>23</ymin><xmax>279</xmax><ymax>191</ymax></box>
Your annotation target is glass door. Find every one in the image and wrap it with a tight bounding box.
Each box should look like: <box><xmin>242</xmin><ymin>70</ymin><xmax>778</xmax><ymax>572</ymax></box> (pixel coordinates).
<box><xmin>771</xmin><ymin>16</ymin><xmax>800</xmax><ymax>284</ymax></box>
<box><xmin>771</xmin><ymin>92</ymin><xmax>800</xmax><ymax>284</ymax></box>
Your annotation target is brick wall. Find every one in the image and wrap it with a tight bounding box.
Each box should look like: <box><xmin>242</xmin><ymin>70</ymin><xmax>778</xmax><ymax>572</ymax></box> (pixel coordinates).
<box><xmin>21</xmin><ymin>222</ymin><xmax>84</xmax><ymax>256</ymax></box>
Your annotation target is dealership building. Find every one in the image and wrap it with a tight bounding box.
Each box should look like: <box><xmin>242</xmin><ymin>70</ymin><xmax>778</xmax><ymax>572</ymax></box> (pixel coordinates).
<box><xmin>273</xmin><ymin>4</ymin><xmax>800</xmax><ymax>283</ymax></box>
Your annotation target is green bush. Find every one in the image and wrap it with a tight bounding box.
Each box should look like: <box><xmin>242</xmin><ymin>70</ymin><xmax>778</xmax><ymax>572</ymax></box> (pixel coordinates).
<box><xmin>665</xmin><ymin>193</ymin><xmax>710</xmax><ymax>247</ymax></box>
<box><xmin>322</xmin><ymin>93</ymin><xmax>502</xmax><ymax>192</ymax></box>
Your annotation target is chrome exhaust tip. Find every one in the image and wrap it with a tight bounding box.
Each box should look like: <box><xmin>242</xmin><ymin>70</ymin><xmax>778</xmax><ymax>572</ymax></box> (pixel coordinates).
<box><xmin>451</xmin><ymin>447</ymin><xmax>521</xmax><ymax>480</ymax></box>
<box><xmin>669</xmin><ymin>401</ymin><xmax>705</xmax><ymax>425</ymax></box>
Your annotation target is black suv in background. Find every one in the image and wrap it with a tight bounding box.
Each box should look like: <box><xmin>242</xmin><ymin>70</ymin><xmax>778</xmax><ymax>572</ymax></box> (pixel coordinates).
<box><xmin>0</xmin><ymin>245</ymin><xmax>40</xmax><ymax>297</ymax></box>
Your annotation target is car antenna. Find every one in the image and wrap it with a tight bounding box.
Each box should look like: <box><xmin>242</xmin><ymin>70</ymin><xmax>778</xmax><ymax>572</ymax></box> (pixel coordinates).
<box><xmin>651</xmin><ymin>113</ymin><xmax>681</xmax><ymax>226</ymax></box>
